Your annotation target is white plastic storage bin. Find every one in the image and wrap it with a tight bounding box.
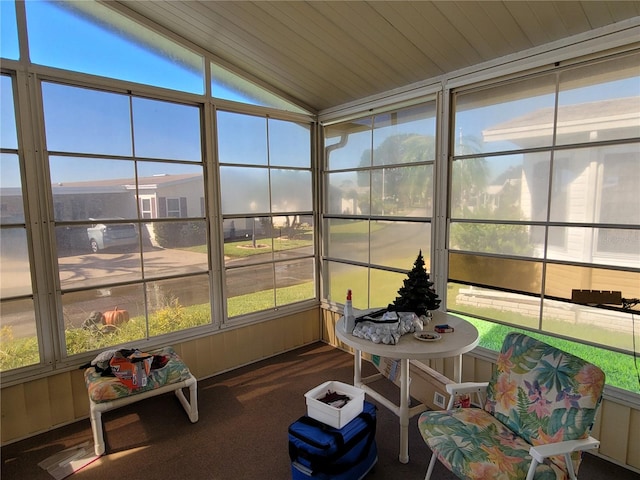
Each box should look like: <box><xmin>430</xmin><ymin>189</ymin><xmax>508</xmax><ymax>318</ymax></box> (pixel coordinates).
<box><xmin>304</xmin><ymin>381</ymin><xmax>365</xmax><ymax>429</ymax></box>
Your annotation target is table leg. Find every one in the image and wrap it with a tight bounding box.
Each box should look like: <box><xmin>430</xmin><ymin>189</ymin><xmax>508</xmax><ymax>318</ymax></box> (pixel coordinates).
<box><xmin>354</xmin><ymin>348</ymin><xmax>362</xmax><ymax>386</ymax></box>
<box><xmin>453</xmin><ymin>354</ymin><xmax>462</xmax><ymax>383</ymax></box>
<box><xmin>399</xmin><ymin>357</ymin><xmax>410</xmax><ymax>463</ymax></box>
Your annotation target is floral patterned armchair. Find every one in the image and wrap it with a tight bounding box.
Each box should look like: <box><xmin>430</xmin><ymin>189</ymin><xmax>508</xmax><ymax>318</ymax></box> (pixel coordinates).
<box><xmin>418</xmin><ymin>332</ymin><xmax>605</xmax><ymax>480</ymax></box>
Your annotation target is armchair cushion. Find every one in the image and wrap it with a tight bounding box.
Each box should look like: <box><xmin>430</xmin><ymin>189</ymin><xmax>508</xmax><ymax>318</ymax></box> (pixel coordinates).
<box><xmin>418</xmin><ymin>407</ymin><xmax>565</xmax><ymax>480</ymax></box>
<box><xmin>419</xmin><ymin>332</ymin><xmax>605</xmax><ymax>480</ymax></box>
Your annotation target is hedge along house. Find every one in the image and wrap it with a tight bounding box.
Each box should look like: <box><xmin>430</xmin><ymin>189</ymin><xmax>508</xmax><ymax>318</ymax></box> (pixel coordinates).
<box><xmin>1</xmin><ymin>0</ymin><xmax>639</xmax><ymax>473</ymax></box>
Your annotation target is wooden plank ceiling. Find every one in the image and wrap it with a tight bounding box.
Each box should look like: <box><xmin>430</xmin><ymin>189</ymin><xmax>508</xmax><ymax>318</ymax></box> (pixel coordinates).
<box><xmin>117</xmin><ymin>1</ymin><xmax>640</xmax><ymax>112</ymax></box>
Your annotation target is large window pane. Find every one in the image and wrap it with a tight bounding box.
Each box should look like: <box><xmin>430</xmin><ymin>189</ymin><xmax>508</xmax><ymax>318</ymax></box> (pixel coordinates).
<box><xmin>42</xmin><ymin>83</ymin><xmax>132</xmax><ymax>156</ymax></box>
<box><xmin>132</xmin><ymin>98</ymin><xmax>202</xmax><ymax>162</ymax></box>
<box><xmin>323</xmin><ymin>103</ymin><xmax>435</xmax><ymax>317</ymax></box>
<box><xmin>220</xmin><ymin>113</ymin><xmax>314</xmax><ymax>318</ymax></box>
<box><xmin>26</xmin><ymin>1</ymin><xmax>204</xmax><ymax>94</ymax></box>
<box><xmin>449</xmin><ymin>53</ymin><xmax>640</xmax><ymax>395</ymax></box>
<box><xmin>455</xmin><ymin>74</ymin><xmax>557</xmax><ymax>155</ymax></box>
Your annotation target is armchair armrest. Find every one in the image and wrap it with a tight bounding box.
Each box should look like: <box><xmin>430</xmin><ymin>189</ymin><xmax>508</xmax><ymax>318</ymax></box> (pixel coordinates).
<box><xmin>445</xmin><ymin>382</ymin><xmax>488</xmax><ymax>408</ymax></box>
<box><xmin>529</xmin><ymin>437</ymin><xmax>600</xmax><ymax>463</ymax></box>
<box><xmin>526</xmin><ymin>437</ymin><xmax>600</xmax><ymax>480</ymax></box>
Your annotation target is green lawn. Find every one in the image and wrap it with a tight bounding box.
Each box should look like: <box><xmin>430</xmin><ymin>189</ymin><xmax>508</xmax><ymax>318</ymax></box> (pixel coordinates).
<box><xmin>457</xmin><ymin>314</ymin><xmax>640</xmax><ymax>394</ymax></box>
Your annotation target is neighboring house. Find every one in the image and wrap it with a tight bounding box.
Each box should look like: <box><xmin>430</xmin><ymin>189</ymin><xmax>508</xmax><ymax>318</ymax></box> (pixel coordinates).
<box><xmin>480</xmin><ymin>96</ymin><xmax>639</xmax><ymax>297</ymax></box>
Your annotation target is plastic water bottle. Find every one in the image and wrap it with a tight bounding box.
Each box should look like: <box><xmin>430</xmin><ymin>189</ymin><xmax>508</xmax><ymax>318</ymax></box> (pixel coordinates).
<box><xmin>344</xmin><ymin>289</ymin><xmax>355</xmax><ymax>333</ymax></box>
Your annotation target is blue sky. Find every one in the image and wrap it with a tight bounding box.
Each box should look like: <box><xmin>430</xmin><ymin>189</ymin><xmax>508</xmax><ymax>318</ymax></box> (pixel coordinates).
<box><xmin>2</xmin><ymin>0</ymin><xmax>638</xmax><ymax>189</ymax></box>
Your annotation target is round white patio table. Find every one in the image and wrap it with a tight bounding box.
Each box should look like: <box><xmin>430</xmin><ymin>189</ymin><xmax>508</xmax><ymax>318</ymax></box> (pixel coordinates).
<box><xmin>335</xmin><ymin>310</ymin><xmax>479</xmax><ymax>464</ymax></box>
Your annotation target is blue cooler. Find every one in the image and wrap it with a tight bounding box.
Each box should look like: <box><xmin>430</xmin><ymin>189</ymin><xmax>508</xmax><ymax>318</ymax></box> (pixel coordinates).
<box><xmin>288</xmin><ymin>401</ymin><xmax>377</xmax><ymax>480</ymax></box>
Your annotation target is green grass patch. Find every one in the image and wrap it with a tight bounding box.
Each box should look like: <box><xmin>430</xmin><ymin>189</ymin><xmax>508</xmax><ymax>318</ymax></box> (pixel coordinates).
<box><xmin>456</xmin><ymin>314</ymin><xmax>640</xmax><ymax>394</ymax></box>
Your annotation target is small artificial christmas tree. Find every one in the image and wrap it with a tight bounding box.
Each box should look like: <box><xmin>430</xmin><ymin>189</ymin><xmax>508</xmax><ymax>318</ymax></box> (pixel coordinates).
<box><xmin>389</xmin><ymin>250</ymin><xmax>440</xmax><ymax>317</ymax></box>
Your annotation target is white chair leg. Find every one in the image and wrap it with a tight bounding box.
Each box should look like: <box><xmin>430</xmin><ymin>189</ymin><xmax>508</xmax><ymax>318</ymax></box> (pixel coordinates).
<box><xmin>565</xmin><ymin>453</ymin><xmax>578</xmax><ymax>480</ymax></box>
<box><xmin>525</xmin><ymin>459</ymin><xmax>539</xmax><ymax>480</ymax></box>
<box><xmin>89</xmin><ymin>405</ymin><xmax>105</xmax><ymax>456</ymax></box>
<box><xmin>174</xmin><ymin>374</ymin><xmax>199</xmax><ymax>423</ymax></box>
<box><xmin>425</xmin><ymin>452</ymin><xmax>438</xmax><ymax>480</ymax></box>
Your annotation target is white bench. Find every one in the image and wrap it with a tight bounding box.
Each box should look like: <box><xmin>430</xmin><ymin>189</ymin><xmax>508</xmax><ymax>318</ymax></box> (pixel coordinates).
<box><xmin>84</xmin><ymin>347</ymin><xmax>198</xmax><ymax>456</ymax></box>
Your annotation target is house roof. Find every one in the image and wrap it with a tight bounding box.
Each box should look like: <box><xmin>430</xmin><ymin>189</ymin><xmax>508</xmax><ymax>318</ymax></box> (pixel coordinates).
<box><xmin>53</xmin><ymin>173</ymin><xmax>201</xmax><ymax>191</ymax></box>
<box><xmin>115</xmin><ymin>1</ymin><xmax>640</xmax><ymax>113</ymax></box>
<box><xmin>483</xmin><ymin>97</ymin><xmax>640</xmax><ymax>144</ymax></box>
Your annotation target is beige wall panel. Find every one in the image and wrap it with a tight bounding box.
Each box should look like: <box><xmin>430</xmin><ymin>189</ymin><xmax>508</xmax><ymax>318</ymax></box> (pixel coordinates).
<box><xmin>270</xmin><ymin>318</ymin><xmax>287</xmax><ymax>355</ymax></box>
<box><xmin>321</xmin><ymin>310</ymin><xmax>339</xmax><ymax>344</ymax></box>
<box><xmin>71</xmin><ymin>368</ymin><xmax>90</xmax><ymax>418</ymax></box>
<box><xmin>242</xmin><ymin>323</ymin><xmax>261</xmax><ymax>364</ymax></box>
<box><xmin>628</xmin><ymin>408</ymin><xmax>640</xmax><ymax>469</ymax></box>
<box><xmin>476</xmin><ymin>355</ymin><xmax>493</xmax><ymax>382</ymax></box>
<box><xmin>206</xmin><ymin>332</ymin><xmax>226</xmax><ymax>377</ymax></box>
<box><xmin>461</xmin><ymin>355</ymin><xmax>475</xmax><ymax>382</ymax></box>
<box><xmin>302</xmin><ymin>309</ymin><xmax>320</xmax><ymax>344</ymax></box>
<box><xmin>48</xmin><ymin>371</ymin><xmax>75</xmax><ymax>425</ymax></box>
<box><xmin>223</xmin><ymin>328</ymin><xmax>242</xmax><ymax>368</ymax></box>
<box><xmin>237</xmin><ymin>326</ymin><xmax>256</xmax><ymax>366</ymax></box>
<box><xmin>431</xmin><ymin>358</ymin><xmax>445</xmax><ymax>376</ymax></box>
<box><xmin>591</xmin><ymin>401</ymin><xmax>603</xmax><ymax>439</ymax></box>
<box><xmin>1</xmin><ymin>384</ymin><xmax>28</xmax><ymax>443</ymax></box>
<box><xmin>175</xmin><ymin>338</ymin><xmax>199</xmax><ymax>377</ymax></box>
<box><xmin>24</xmin><ymin>378</ymin><xmax>52</xmax><ymax>434</ymax></box>
<box><xmin>192</xmin><ymin>336</ymin><xmax>213</xmax><ymax>379</ymax></box>
<box><xmin>598</xmin><ymin>401</ymin><xmax>631</xmax><ymax>463</ymax></box>
<box><xmin>443</xmin><ymin>357</ymin><xmax>455</xmax><ymax>380</ymax></box>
